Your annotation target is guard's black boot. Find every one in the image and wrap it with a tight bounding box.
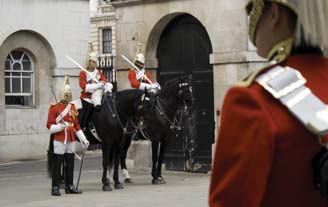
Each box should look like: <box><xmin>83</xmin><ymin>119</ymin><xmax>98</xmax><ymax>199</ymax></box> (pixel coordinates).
<box><xmin>131</xmin><ymin>131</ymin><xmax>139</xmax><ymax>141</ymax></box>
<box><xmin>59</xmin><ymin>161</ymin><xmax>66</xmax><ymax>189</ymax></box>
<box><xmin>51</xmin><ymin>153</ymin><xmax>64</xmax><ymax>196</ymax></box>
<box><xmin>94</xmin><ymin>105</ymin><xmax>101</xmax><ymax>112</ymax></box>
<box><xmin>65</xmin><ymin>185</ymin><xmax>82</xmax><ymax>194</ymax></box>
<box><xmin>64</xmin><ymin>153</ymin><xmax>82</xmax><ymax>194</ymax></box>
<box><xmin>51</xmin><ymin>186</ymin><xmax>61</xmax><ymax>196</ymax></box>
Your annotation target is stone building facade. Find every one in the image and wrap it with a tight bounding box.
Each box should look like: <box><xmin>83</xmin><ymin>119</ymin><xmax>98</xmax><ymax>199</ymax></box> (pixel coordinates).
<box><xmin>0</xmin><ymin>0</ymin><xmax>90</xmax><ymax>160</ymax></box>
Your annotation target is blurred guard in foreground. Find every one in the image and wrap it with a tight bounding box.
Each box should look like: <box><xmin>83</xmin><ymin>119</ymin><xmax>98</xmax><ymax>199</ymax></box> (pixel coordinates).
<box><xmin>209</xmin><ymin>0</ymin><xmax>328</xmax><ymax>206</ymax></box>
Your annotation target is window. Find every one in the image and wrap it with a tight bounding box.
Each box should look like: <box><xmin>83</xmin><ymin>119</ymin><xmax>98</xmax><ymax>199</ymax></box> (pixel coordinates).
<box><xmin>5</xmin><ymin>50</ymin><xmax>34</xmax><ymax>107</ymax></box>
<box><xmin>103</xmin><ymin>28</ymin><xmax>112</xmax><ymax>54</ymax></box>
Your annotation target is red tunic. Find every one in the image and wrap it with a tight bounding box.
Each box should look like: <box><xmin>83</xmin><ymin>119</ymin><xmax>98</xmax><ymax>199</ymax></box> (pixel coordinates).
<box><xmin>79</xmin><ymin>69</ymin><xmax>108</xmax><ymax>99</ymax></box>
<box><xmin>46</xmin><ymin>102</ymin><xmax>81</xmax><ymax>142</ymax></box>
<box><xmin>209</xmin><ymin>54</ymin><xmax>328</xmax><ymax>207</ymax></box>
<box><xmin>128</xmin><ymin>69</ymin><xmax>153</xmax><ymax>89</ymax></box>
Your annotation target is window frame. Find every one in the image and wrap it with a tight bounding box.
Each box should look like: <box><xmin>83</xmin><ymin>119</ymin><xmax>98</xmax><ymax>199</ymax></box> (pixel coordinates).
<box><xmin>102</xmin><ymin>28</ymin><xmax>112</xmax><ymax>54</ymax></box>
<box><xmin>4</xmin><ymin>50</ymin><xmax>35</xmax><ymax>108</ymax></box>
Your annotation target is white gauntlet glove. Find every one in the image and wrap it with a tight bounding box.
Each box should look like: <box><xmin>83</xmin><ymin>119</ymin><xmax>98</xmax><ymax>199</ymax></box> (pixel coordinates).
<box><xmin>49</xmin><ymin>124</ymin><xmax>65</xmax><ymax>134</ymax></box>
<box><xmin>152</xmin><ymin>82</ymin><xmax>161</xmax><ymax>90</ymax></box>
<box><xmin>136</xmin><ymin>69</ymin><xmax>146</xmax><ymax>80</ymax></box>
<box><xmin>76</xmin><ymin>130</ymin><xmax>90</xmax><ymax>149</ymax></box>
<box><xmin>139</xmin><ymin>82</ymin><xmax>154</xmax><ymax>90</ymax></box>
<box><xmin>104</xmin><ymin>82</ymin><xmax>113</xmax><ymax>93</ymax></box>
<box><xmin>85</xmin><ymin>82</ymin><xmax>104</xmax><ymax>92</ymax></box>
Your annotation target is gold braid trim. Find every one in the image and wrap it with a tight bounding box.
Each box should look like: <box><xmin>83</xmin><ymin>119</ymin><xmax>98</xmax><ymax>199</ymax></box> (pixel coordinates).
<box><xmin>235</xmin><ymin>38</ymin><xmax>293</xmax><ymax>87</ymax></box>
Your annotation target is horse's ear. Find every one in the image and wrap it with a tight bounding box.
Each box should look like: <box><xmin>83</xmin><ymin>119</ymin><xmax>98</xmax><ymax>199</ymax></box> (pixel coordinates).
<box><xmin>179</xmin><ymin>74</ymin><xmax>189</xmax><ymax>82</ymax></box>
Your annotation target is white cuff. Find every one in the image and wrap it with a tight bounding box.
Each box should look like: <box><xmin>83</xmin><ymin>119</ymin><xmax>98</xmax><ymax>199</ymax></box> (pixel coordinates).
<box><xmin>49</xmin><ymin>124</ymin><xmax>64</xmax><ymax>134</ymax></box>
<box><xmin>75</xmin><ymin>130</ymin><xmax>89</xmax><ymax>148</ymax></box>
<box><xmin>85</xmin><ymin>83</ymin><xmax>102</xmax><ymax>93</ymax></box>
<box><xmin>105</xmin><ymin>82</ymin><xmax>113</xmax><ymax>92</ymax></box>
<box><xmin>139</xmin><ymin>82</ymin><xmax>152</xmax><ymax>90</ymax></box>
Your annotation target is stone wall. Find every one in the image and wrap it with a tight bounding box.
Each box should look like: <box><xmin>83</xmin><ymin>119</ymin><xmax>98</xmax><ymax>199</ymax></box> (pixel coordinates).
<box><xmin>0</xmin><ymin>0</ymin><xmax>89</xmax><ymax>160</ymax></box>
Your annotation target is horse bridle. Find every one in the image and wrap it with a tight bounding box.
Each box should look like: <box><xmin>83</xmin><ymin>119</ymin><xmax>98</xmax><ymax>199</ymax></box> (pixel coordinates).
<box><xmin>178</xmin><ymin>81</ymin><xmax>193</xmax><ymax>115</ymax></box>
<box><xmin>156</xmin><ymin>80</ymin><xmax>193</xmax><ymax>130</ymax></box>
<box><xmin>136</xmin><ymin>79</ymin><xmax>193</xmax><ymax>134</ymax></box>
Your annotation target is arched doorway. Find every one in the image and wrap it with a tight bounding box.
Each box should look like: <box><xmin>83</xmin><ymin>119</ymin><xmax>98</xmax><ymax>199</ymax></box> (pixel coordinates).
<box><xmin>157</xmin><ymin>14</ymin><xmax>214</xmax><ymax>172</ymax></box>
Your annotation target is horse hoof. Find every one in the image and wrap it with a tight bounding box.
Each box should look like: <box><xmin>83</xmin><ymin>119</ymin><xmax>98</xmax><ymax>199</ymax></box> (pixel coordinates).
<box><xmin>102</xmin><ymin>185</ymin><xmax>113</xmax><ymax>192</ymax></box>
<box><xmin>158</xmin><ymin>177</ymin><xmax>166</xmax><ymax>184</ymax></box>
<box><xmin>114</xmin><ymin>183</ymin><xmax>124</xmax><ymax>189</ymax></box>
<box><xmin>152</xmin><ymin>178</ymin><xmax>163</xmax><ymax>185</ymax></box>
<box><xmin>124</xmin><ymin>178</ymin><xmax>134</xmax><ymax>183</ymax></box>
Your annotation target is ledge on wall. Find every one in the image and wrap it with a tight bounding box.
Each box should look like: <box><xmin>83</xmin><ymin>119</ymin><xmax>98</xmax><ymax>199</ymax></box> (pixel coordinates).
<box><xmin>210</xmin><ymin>51</ymin><xmax>266</xmax><ymax>65</ymax></box>
<box><xmin>110</xmin><ymin>0</ymin><xmax>170</xmax><ymax>7</ymax></box>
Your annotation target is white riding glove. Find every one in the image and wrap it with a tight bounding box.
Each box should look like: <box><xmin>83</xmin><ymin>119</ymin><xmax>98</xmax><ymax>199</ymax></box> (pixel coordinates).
<box><xmin>85</xmin><ymin>82</ymin><xmax>104</xmax><ymax>92</ymax></box>
<box><xmin>76</xmin><ymin>130</ymin><xmax>90</xmax><ymax>149</ymax></box>
<box><xmin>152</xmin><ymin>82</ymin><xmax>161</xmax><ymax>90</ymax></box>
<box><xmin>136</xmin><ymin>69</ymin><xmax>146</xmax><ymax>80</ymax></box>
<box><xmin>139</xmin><ymin>82</ymin><xmax>154</xmax><ymax>90</ymax></box>
<box><xmin>104</xmin><ymin>82</ymin><xmax>113</xmax><ymax>93</ymax></box>
<box><xmin>49</xmin><ymin>124</ymin><xmax>65</xmax><ymax>134</ymax></box>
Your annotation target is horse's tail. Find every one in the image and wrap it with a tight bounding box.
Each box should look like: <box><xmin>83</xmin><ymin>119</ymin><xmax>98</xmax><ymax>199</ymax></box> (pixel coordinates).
<box><xmin>47</xmin><ymin>134</ymin><xmax>54</xmax><ymax>178</ymax></box>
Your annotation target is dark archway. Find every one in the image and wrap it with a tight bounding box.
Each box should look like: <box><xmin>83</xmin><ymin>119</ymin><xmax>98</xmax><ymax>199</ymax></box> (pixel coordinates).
<box><xmin>157</xmin><ymin>14</ymin><xmax>214</xmax><ymax>172</ymax></box>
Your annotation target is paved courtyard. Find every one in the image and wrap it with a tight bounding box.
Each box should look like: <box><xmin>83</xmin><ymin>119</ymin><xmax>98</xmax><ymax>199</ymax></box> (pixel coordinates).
<box><xmin>0</xmin><ymin>155</ymin><xmax>210</xmax><ymax>207</ymax></box>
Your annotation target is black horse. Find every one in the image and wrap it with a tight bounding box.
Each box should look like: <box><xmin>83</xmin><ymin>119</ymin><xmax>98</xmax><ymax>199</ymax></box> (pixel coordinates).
<box><xmin>121</xmin><ymin>77</ymin><xmax>194</xmax><ymax>184</ymax></box>
<box><xmin>90</xmin><ymin>89</ymin><xmax>145</xmax><ymax>191</ymax></box>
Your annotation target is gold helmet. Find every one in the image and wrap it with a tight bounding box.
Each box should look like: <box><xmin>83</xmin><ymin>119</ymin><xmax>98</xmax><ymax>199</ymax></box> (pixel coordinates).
<box><xmin>134</xmin><ymin>43</ymin><xmax>145</xmax><ymax>66</ymax></box>
<box><xmin>246</xmin><ymin>0</ymin><xmax>328</xmax><ymax>50</ymax></box>
<box><xmin>58</xmin><ymin>75</ymin><xmax>72</xmax><ymax>103</ymax></box>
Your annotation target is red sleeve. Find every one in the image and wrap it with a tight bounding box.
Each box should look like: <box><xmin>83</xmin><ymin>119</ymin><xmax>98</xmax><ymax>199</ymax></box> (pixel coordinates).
<box><xmin>46</xmin><ymin>105</ymin><xmax>57</xmax><ymax>129</ymax></box>
<box><xmin>79</xmin><ymin>71</ymin><xmax>87</xmax><ymax>91</ymax></box>
<box><xmin>209</xmin><ymin>86</ymin><xmax>275</xmax><ymax>207</ymax></box>
<box><xmin>98</xmin><ymin>69</ymin><xmax>108</xmax><ymax>83</ymax></box>
<box><xmin>128</xmin><ymin>69</ymin><xmax>141</xmax><ymax>88</ymax></box>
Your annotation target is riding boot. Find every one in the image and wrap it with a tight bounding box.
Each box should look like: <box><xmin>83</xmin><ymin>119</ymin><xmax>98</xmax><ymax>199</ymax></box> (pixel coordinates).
<box><xmin>131</xmin><ymin>131</ymin><xmax>139</xmax><ymax>141</ymax></box>
<box><xmin>51</xmin><ymin>153</ymin><xmax>64</xmax><ymax>196</ymax></box>
<box><xmin>64</xmin><ymin>153</ymin><xmax>82</xmax><ymax>194</ymax></box>
<box><xmin>94</xmin><ymin>105</ymin><xmax>101</xmax><ymax>112</ymax></box>
<box><xmin>59</xmin><ymin>160</ymin><xmax>66</xmax><ymax>189</ymax></box>
<box><xmin>79</xmin><ymin>99</ymin><xmax>94</xmax><ymax>132</ymax></box>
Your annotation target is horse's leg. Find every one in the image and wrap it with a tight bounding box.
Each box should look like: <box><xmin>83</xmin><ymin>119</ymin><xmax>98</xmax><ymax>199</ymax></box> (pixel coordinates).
<box><xmin>113</xmin><ymin>145</ymin><xmax>123</xmax><ymax>189</ymax></box>
<box><xmin>101</xmin><ymin>145</ymin><xmax>112</xmax><ymax>191</ymax></box>
<box><xmin>156</xmin><ymin>139</ymin><xmax>167</xmax><ymax>184</ymax></box>
<box><xmin>151</xmin><ymin>141</ymin><xmax>161</xmax><ymax>184</ymax></box>
<box><xmin>120</xmin><ymin>136</ymin><xmax>133</xmax><ymax>183</ymax></box>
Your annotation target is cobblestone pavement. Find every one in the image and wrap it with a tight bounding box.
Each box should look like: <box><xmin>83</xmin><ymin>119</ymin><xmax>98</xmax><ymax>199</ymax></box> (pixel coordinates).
<box><xmin>0</xmin><ymin>155</ymin><xmax>210</xmax><ymax>207</ymax></box>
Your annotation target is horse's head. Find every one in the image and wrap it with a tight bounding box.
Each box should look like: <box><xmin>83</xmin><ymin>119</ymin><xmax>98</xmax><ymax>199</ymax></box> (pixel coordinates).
<box><xmin>178</xmin><ymin>75</ymin><xmax>194</xmax><ymax>117</ymax></box>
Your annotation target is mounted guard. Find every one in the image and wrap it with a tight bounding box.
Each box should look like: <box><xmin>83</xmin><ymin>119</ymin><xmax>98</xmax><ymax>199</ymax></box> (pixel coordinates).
<box><xmin>127</xmin><ymin>44</ymin><xmax>161</xmax><ymax>92</ymax></box>
<box><xmin>78</xmin><ymin>43</ymin><xmax>114</xmax><ymax>131</ymax></box>
<box><xmin>46</xmin><ymin>75</ymin><xmax>89</xmax><ymax>196</ymax></box>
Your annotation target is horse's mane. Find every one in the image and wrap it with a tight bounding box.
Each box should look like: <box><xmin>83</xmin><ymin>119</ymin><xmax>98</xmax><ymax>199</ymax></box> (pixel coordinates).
<box><xmin>112</xmin><ymin>89</ymin><xmax>144</xmax><ymax>105</ymax></box>
<box><xmin>159</xmin><ymin>79</ymin><xmax>179</xmax><ymax>97</ymax></box>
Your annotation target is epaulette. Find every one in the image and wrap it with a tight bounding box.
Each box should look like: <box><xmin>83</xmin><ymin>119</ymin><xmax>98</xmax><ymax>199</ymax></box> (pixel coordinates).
<box><xmin>234</xmin><ymin>63</ymin><xmax>277</xmax><ymax>87</ymax></box>
<box><xmin>50</xmin><ymin>102</ymin><xmax>57</xmax><ymax>106</ymax></box>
